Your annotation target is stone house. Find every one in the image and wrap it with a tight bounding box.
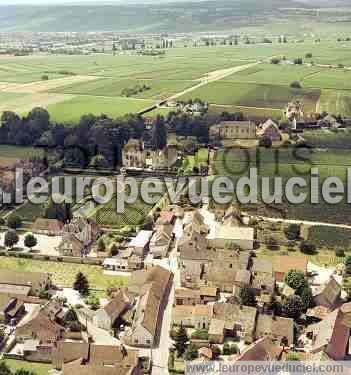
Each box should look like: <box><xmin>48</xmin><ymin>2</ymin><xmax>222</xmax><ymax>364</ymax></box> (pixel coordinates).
<box><xmin>209</xmin><ymin>121</ymin><xmax>257</xmax><ymax>141</ymax></box>
<box><xmin>32</xmin><ymin>218</ymin><xmax>64</xmax><ymax>236</ymax></box>
<box><xmin>207</xmin><ymin>223</ymin><xmax>254</xmax><ymax>250</ymax></box>
<box><xmin>172</xmin><ymin>304</ymin><xmax>212</xmax><ymax>330</ymax></box>
<box><xmin>255</xmin><ymin>314</ymin><xmax>294</xmax><ymax>346</ymax></box>
<box><xmin>52</xmin><ymin>341</ymin><xmax>141</xmax><ymax>374</ymax></box>
<box><xmin>123</xmin><ymin>265</ymin><xmax>172</xmax><ymax>348</ymax></box>
<box><xmin>236</xmin><ymin>337</ymin><xmax>283</xmax><ymax>361</ymax></box>
<box><xmin>0</xmin><ymin>294</ymin><xmax>25</xmax><ymax>324</ymax></box>
<box><xmin>273</xmin><ymin>255</ymin><xmax>308</xmax><ymax>283</ymax></box>
<box><xmin>208</xmin><ymin>319</ymin><xmax>226</xmax><ymax>344</ymax></box>
<box><xmin>257</xmin><ymin>119</ymin><xmax>282</xmax><ymax>142</ymax></box>
<box><xmin>0</xmin><ymin>270</ymin><xmax>52</xmax><ymax>297</ymax></box>
<box><xmin>93</xmin><ymin>289</ymin><xmax>133</xmax><ymax>331</ymax></box>
<box><xmin>122</xmin><ymin>139</ymin><xmax>145</xmax><ymax>168</ymax></box>
<box><xmin>313</xmin><ymin>276</ymin><xmax>342</xmax><ymax>310</ymax></box>
<box><xmin>128</xmin><ymin>230</ymin><xmax>153</xmax><ymax>257</ymax></box>
<box><xmin>174</xmin><ymin>287</ymin><xmax>218</xmax><ymax>306</ymax></box>
<box><xmin>212</xmin><ymin>303</ymin><xmax>257</xmax><ymax>344</ymax></box>
<box><xmin>306</xmin><ymin>307</ymin><xmax>350</xmax><ymax>360</ymax></box>
<box><xmin>149</xmin><ymin>224</ymin><xmax>173</xmax><ymax>258</ymax></box>
<box><xmin>57</xmin><ymin>217</ymin><xmax>100</xmax><ymax>257</ymax></box>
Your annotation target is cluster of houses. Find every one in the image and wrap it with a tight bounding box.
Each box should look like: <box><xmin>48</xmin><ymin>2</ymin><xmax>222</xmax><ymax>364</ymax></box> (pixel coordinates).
<box><xmin>171</xmin><ymin>206</ymin><xmax>351</xmax><ymax>362</ymax></box>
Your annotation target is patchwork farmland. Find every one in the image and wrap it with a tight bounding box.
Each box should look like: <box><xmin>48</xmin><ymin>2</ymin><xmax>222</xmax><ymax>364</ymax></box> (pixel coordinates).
<box><xmin>3</xmin><ymin>42</ymin><xmax>351</xmax><ymax>121</ymax></box>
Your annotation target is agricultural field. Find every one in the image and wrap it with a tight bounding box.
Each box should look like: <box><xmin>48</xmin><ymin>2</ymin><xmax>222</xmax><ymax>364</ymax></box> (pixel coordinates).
<box><xmin>47</xmin><ymin>95</ymin><xmax>154</xmax><ymax>123</ymax></box>
<box><xmin>211</xmin><ymin>148</ymin><xmax>351</xmax><ymax>224</ymax></box>
<box><xmin>2</xmin><ymin>41</ymin><xmax>351</xmax><ymax>121</ymax></box>
<box><xmin>308</xmin><ymin>226</ymin><xmax>351</xmax><ymax>249</ymax></box>
<box><xmin>180</xmin><ymin>81</ymin><xmax>320</xmax><ymax>113</ymax></box>
<box><xmin>302</xmin><ymin>129</ymin><xmax>351</xmax><ymax>149</ymax></box>
<box><xmin>0</xmin><ymin>257</ymin><xmax>128</xmax><ymax>291</ymax></box>
<box><xmin>50</xmin><ymin>77</ymin><xmax>194</xmax><ymax>100</ymax></box>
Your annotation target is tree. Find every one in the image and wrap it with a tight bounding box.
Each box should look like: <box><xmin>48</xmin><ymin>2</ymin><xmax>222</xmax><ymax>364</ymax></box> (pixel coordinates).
<box><xmin>42</xmin><ymin>195</ymin><xmax>71</xmax><ymax>222</ymax></box>
<box><xmin>0</xmin><ymin>362</ymin><xmax>12</xmax><ymax>375</ymax></box>
<box><xmin>271</xmin><ymin>57</ymin><xmax>281</xmax><ymax>64</ymax></box>
<box><xmin>15</xmin><ymin>370</ymin><xmax>37</xmax><ymax>375</ymax></box>
<box><xmin>41</xmin><ymin>74</ymin><xmax>49</xmax><ymax>81</ymax></box>
<box><xmin>300</xmin><ymin>286</ymin><xmax>314</xmax><ymax>310</ymax></box>
<box><xmin>184</xmin><ymin>343</ymin><xmax>198</xmax><ymax>360</ymax></box>
<box><xmin>152</xmin><ymin>115</ymin><xmax>167</xmax><ymax>150</ymax></box>
<box><xmin>290</xmin><ymin>81</ymin><xmax>302</xmax><ymax>89</ymax></box>
<box><xmin>4</xmin><ymin>230</ymin><xmax>19</xmax><ymax>249</ymax></box>
<box><xmin>64</xmin><ymin>307</ymin><xmax>78</xmax><ymax>325</ymax></box>
<box><xmin>89</xmin><ymin>154</ymin><xmax>109</xmax><ymax>169</ymax></box>
<box><xmin>73</xmin><ymin>272</ymin><xmax>89</xmax><ymax>296</ymax></box>
<box><xmin>305</xmin><ymin>53</ymin><xmax>313</xmax><ymax>58</ymax></box>
<box><xmin>97</xmin><ymin>238</ymin><xmax>106</xmax><ymax>252</ymax></box>
<box><xmin>239</xmin><ymin>286</ymin><xmax>256</xmax><ymax>307</ymax></box>
<box><xmin>282</xmin><ymin>295</ymin><xmax>304</xmax><ymax>319</ymax></box>
<box><xmin>294</xmin><ymin>58</ymin><xmax>303</xmax><ymax>65</ymax></box>
<box><xmin>85</xmin><ymin>294</ymin><xmax>100</xmax><ymax>310</ymax></box>
<box><xmin>266</xmin><ymin>237</ymin><xmax>279</xmax><ymax>250</ymax></box>
<box><xmin>300</xmin><ymin>241</ymin><xmax>316</xmax><ymax>255</ymax></box>
<box><xmin>284</xmin><ymin>224</ymin><xmax>300</xmax><ymax>241</ymax></box>
<box><xmin>173</xmin><ymin>324</ymin><xmax>188</xmax><ymax>357</ymax></box>
<box><xmin>7</xmin><ymin>214</ymin><xmax>22</xmax><ymax>229</ymax></box>
<box><xmin>345</xmin><ymin>256</ymin><xmax>351</xmax><ymax>275</ymax></box>
<box><xmin>24</xmin><ymin>234</ymin><xmax>37</xmax><ymax>251</ymax></box>
<box><xmin>110</xmin><ymin>244</ymin><xmax>119</xmax><ymax>257</ymax></box>
<box><xmin>212</xmin><ymin>345</ymin><xmax>221</xmax><ymax>359</ymax></box>
<box><xmin>284</xmin><ymin>270</ymin><xmax>307</xmax><ymax>291</ymax></box>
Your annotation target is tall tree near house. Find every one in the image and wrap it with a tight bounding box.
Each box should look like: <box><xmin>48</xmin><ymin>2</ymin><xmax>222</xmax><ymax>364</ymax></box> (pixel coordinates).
<box><xmin>7</xmin><ymin>214</ymin><xmax>22</xmax><ymax>230</ymax></box>
<box><xmin>24</xmin><ymin>234</ymin><xmax>38</xmax><ymax>251</ymax></box>
<box><xmin>73</xmin><ymin>272</ymin><xmax>90</xmax><ymax>296</ymax></box>
<box><xmin>239</xmin><ymin>286</ymin><xmax>256</xmax><ymax>307</ymax></box>
<box><xmin>152</xmin><ymin>115</ymin><xmax>167</xmax><ymax>151</ymax></box>
<box><xmin>173</xmin><ymin>323</ymin><xmax>188</xmax><ymax>357</ymax></box>
<box><xmin>4</xmin><ymin>230</ymin><xmax>19</xmax><ymax>250</ymax></box>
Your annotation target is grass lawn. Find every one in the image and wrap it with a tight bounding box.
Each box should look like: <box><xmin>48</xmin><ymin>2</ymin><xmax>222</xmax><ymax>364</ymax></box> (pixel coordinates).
<box><xmin>4</xmin><ymin>359</ymin><xmax>52</xmax><ymax>375</ymax></box>
<box><xmin>308</xmin><ymin>226</ymin><xmax>351</xmax><ymax>249</ymax></box>
<box><xmin>0</xmin><ymin>257</ymin><xmax>128</xmax><ymax>291</ymax></box>
<box><xmin>319</xmin><ymin>90</ymin><xmax>351</xmax><ymax>116</ymax></box>
<box><xmin>47</xmin><ymin>95</ymin><xmax>154</xmax><ymax>123</ymax></box>
<box><xmin>212</xmin><ymin>148</ymin><xmax>351</xmax><ymax>224</ymax></box>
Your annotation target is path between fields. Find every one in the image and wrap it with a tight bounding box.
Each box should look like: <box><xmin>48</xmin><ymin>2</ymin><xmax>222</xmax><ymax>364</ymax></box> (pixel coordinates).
<box><xmin>257</xmin><ymin>215</ymin><xmax>351</xmax><ymax>230</ymax></box>
<box><xmin>166</xmin><ymin>62</ymin><xmax>260</xmax><ymax>101</ymax></box>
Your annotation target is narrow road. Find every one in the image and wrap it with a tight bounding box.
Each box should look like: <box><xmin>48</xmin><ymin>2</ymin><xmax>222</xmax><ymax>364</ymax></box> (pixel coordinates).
<box><xmin>167</xmin><ymin>62</ymin><xmax>260</xmax><ymax>101</ymax></box>
<box><xmin>257</xmin><ymin>215</ymin><xmax>351</xmax><ymax>230</ymax></box>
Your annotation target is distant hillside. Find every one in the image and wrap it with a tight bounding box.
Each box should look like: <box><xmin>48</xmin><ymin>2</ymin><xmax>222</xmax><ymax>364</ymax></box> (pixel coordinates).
<box><xmin>0</xmin><ymin>0</ymin><xmax>309</xmax><ymax>33</ymax></box>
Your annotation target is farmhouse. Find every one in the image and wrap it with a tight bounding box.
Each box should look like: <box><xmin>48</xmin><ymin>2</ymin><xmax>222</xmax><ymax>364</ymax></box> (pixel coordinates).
<box><xmin>128</xmin><ymin>230</ymin><xmax>153</xmax><ymax>257</ymax></box>
<box><xmin>32</xmin><ymin>218</ymin><xmax>64</xmax><ymax>236</ymax></box>
<box><xmin>209</xmin><ymin>121</ymin><xmax>256</xmax><ymax>140</ymax></box>
<box><xmin>257</xmin><ymin>119</ymin><xmax>282</xmax><ymax>142</ymax></box>
<box><xmin>207</xmin><ymin>223</ymin><xmax>254</xmax><ymax>250</ymax></box>
<box><xmin>0</xmin><ymin>270</ymin><xmax>52</xmax><ymax>296</ymax></box>
<box><xmin>93</xmin><ymin>289</ymin><xmax>133</xmax><ymax>331</ymax></box>
<box><xmin>273</xmin><ymin>256</ymin><xmax>308</xmax><ymax>283</ymax></box>
<box><xmin>57</xmin><ymin>217</ymin><xmax>100</xmax><ymax>257</ymax></box>
<box><xmin>52</xmin><ymin>341</ymin><xmax>141</xmax><ymax>373</ymax></box>
<box><xmin>123</xmin><ymin>265</ymin><xmax>172</xmax><ymax>347</ymax></box>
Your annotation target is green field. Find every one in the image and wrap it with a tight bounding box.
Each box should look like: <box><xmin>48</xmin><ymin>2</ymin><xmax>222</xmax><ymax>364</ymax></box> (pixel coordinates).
<box><xmin>308</xmin><ymin>226</ymin><xmax>351</xmax><ymax>249</ymax></box>
<box><xmin>50</xmin><ymin>77</ymin><xmax>194</xmax><ymax>100</ymax></box>
<box><xmin>3</xmin><ymin>359</ymin><xmax>52</xmax><ymax>375</ymax></box>
<box><xmin>0</xmin><ymin>257</ymin><xmax>128</xmax><ymax>291</ymax></box>
<box><xmin>212</xmin><ymin>148</ymin><xmax>351</xmax><ymax>224</ymax></box>
<box><xmin>303</xmin><ymin>129</ymin><xmax>351</xmax><ymax>149</ymax></box>
<box><xmin>47</xmin><ymin>95</ymin><xmax>154</xmax><ymax>123</ymax></box>
<box><xmin>180</xmin><ymin>81</ymin><xmax>320</xmax><ymax>112</ymax></box>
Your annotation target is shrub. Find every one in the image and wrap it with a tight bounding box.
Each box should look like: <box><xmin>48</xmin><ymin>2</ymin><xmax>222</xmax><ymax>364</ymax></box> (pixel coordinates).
<box><xmin>7</xmin><ymin>214</ymin><xmax>22</xmax><ymax>229</ymax></box>
<box><xmin>305</xmin><ymin>53</ymin><xmax>313</xmax><ymax>58</ymax></box>
<box><xmin>290</xmin><ymin>81</ymin><xmax>302</xmax><ymax>89</ymax></box>
<box><xmin>266</xmin><ymin>237</ymin><xmax>279</xmax><ymax>251</ymax></box>
<box><xmin>300</xmin><ymin>240</ymin><xmax>316</xmax><ymax>254</ymax></box>
<box><xmin>284</xmin><ymin>224</ymin><xmax>300</xmax><ymax>241</ymax></box>
<box><xmin>335</xmin><ymin>248</ymin><xmax>345</xmax><ymax>257</ymax></box>
<box><xmin>190</xmin><ymin>329</ymin><xmax>209</xmax><ymax>340</ymax></box>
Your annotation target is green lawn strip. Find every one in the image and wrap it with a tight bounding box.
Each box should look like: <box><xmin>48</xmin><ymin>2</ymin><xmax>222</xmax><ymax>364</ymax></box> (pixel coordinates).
<box><xmin>0</xmin><ymin>257</ymin><xmax>128</xmax><ymax>291</ymax></box>
<box><xmin>4</xmin><ymin>359</ymin><xmax>52</xmax><ymax>375</ymax></box>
